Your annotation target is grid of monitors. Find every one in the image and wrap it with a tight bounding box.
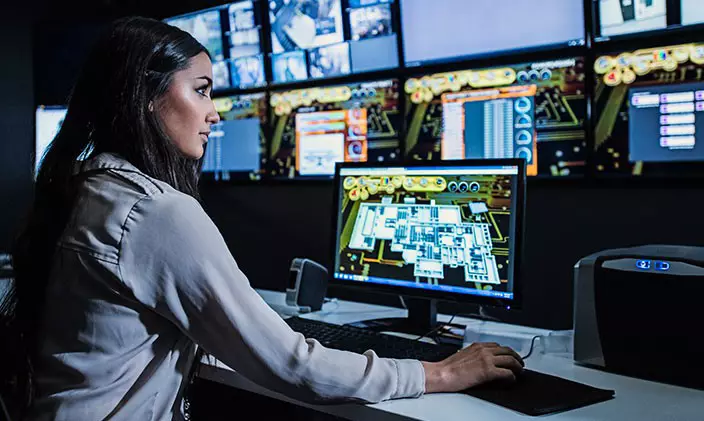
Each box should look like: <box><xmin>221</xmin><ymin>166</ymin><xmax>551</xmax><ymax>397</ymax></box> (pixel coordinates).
<box><xmin>591</xmin><ymin>42</ymin><xmax>704</xmax><ymax>176</ymax></box>
<box><xmin>268</xmin><ymin>0</ymin><xmax>399</xmax><ymax>84</ymax></box>
<box><xmin>165</xmin><ymin>1</ymin><xmax>265</xmax><ymax>90</ymax></box>
<box><xmin>404</xmin><ymin>58</ymin><xmax>587</xmax><ymax>177</ymax></box>
<box><xmin>268</xmin><ymin>79</ymin><xmax>401</xmax><ymax>178</ymax></box>
<box><xmin>592</xmin><ymin>0</ymin><xmax>704</xmax><ymax>42</ymax></box>
<box><xmin>152</xmin><ymin>2</ymin><xmax>704</xmax><ymax>181</ymax></box>
<box><xmin>202</xmin><ymin>92</ymin><xmax>269</xmax><ymax>180</ymax></box>
<box><xmin>399</xmin><ymin>0</ymin><xmax>586</xmax><ymax>68</ymax></box>
<box><xmin>35</xmin><ymin>105</ymin><xmax>67</xmax><ymax>173</ymax></box>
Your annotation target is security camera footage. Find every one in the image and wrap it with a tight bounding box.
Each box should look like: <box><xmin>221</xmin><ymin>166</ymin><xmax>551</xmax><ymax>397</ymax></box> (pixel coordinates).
<box><xmin>268</xmin><ymin>0</ymin><xmax>399</xmax><ymax>83</ymax></box>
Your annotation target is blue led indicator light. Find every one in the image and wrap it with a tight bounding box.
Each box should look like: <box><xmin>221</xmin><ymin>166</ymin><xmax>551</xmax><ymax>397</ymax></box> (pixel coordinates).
<box><xmin>655</xmin><ymin>261</ymin><xmax>670</xmax><ymax>271</ymax></box>
<box><xmin>636</xmin><ymin>260</ymin><xmax>652</xmax><ymax>270</ymax></box>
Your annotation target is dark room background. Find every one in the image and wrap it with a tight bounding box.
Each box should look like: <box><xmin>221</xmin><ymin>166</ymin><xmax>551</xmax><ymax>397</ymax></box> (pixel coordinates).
<box><xmin>2</xmin><ymin>0</ymin><xmax>703</xmax><ymax>331</ymax></box>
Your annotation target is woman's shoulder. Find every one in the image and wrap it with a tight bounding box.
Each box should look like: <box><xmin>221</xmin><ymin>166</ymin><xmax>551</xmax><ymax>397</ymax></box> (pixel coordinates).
<box><xmin>61</xmin><ymin>154</ymin><xmax>203</xmax><ymax>261</ymax></box>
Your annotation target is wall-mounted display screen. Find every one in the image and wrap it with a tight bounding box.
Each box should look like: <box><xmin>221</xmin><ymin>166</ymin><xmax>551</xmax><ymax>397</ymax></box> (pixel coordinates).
<box><xmin>268</xmin><ymin>0</ymin><xmax>399</xmax><ymax>84</ymax></box>
<box><xmin>404</xmin><ymin>57</ymin><xmax>587</xmax><ymax>177</ymax></box>
<box><xmin>35</xmin><ymin>105</ymin><xmax>67</xmax><ymax>173</ymax></box>
<box><xmin>166</xmin><ymin>1</ymin><xmax>266</xmax><ymax>90</ymax></box>
<box><xmin>593</xmin><ymin>0</ymin><xmax>704</xmax><ymax>42</ymax></box>
<box><xmin>592</xmin><ymin>43</ymin><xmax>704</xmax><ymax>176</ymax></box>
<box><xmin>400</xmin><ymin>0</ymin><xmax>585</xmax><ymax>67</ymax></box>
<box><xmin>268</xmin><ymin>78</ymin><xmax>401</xmax><ymax>178</ymax></box>
<box><xmin>202</xmin><ymin>92</ymin><xmax>268</xmax><ymax>180</ymax></box>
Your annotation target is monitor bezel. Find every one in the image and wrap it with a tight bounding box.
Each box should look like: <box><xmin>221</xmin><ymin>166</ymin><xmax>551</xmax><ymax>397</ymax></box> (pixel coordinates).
<box><xmin>328</xmin><ymin>158</ymin><xmax>526</xmax><ymax>310</ymax></box>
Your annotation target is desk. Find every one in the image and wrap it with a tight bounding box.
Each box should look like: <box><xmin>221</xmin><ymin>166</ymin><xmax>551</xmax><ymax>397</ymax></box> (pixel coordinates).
<box><xmin>198</xmin><ymin>290</ymin><xmax>704</xmax><ymax>421</ymax></box>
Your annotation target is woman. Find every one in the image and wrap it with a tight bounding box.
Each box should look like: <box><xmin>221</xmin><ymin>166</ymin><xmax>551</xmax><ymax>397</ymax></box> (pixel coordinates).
<box><xmin>6</xmin><ymin>17</ymin><xmax>523</xmax><ymax>420</ymax></box>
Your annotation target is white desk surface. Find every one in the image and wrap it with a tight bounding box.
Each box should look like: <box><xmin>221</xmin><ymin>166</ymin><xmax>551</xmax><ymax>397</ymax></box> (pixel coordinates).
<box><xmin>198</xmin><ymin>289</ymin><xmax>704</xmax><ymax>421</ymax></box>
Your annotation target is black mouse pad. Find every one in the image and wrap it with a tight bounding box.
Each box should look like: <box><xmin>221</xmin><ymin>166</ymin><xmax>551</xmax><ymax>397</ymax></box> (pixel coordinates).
<box><xmin>463</xmin><ymin>368</ymin><xmax>615</xmax><ymax>416</ymax></box>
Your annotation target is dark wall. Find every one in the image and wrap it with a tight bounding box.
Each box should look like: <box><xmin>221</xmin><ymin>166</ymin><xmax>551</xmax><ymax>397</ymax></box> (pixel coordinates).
<box><xmin>202</xmin><ymin>182</ymin><xmax>704</xmax><ymax>330</ymax></box>
<box><xmin>0</xmin><ymin>5</ymin><xmax>35</xmax><ymax>252</ymax></box>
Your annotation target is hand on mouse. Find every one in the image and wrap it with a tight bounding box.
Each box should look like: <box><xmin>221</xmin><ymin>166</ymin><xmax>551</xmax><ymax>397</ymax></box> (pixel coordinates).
<box><xmin>421</xmin><ymin>342</ymin><xmax>524</xmax><ymax>393</ymax></box>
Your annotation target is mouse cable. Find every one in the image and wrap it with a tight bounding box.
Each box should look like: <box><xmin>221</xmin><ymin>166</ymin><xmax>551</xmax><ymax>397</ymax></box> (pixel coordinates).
<box><xmin>521</xmin><ymin>335</ymin><xmax>541</xmax><ymax>360</ymax></box>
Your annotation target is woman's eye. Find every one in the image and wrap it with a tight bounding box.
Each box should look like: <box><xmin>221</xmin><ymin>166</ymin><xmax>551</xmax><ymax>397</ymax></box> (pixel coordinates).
<box><xmin>196</xmin><ymin>87</ymin><xmax>209</xmax><ymax>97</ymax></box>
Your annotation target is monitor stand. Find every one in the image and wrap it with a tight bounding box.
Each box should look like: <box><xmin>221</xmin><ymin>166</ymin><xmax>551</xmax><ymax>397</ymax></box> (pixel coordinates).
<box><xmin>345</xmin><ymin>297</ymin><xmax>500</xmax><ymax>347</ymax></box>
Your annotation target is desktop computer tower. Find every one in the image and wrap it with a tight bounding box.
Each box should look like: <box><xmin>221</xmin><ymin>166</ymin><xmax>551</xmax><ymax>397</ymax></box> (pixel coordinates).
<box><xmin>574</xmin><ymin>245</ymin><xmax>704</xmax><ymax>390</ymax></box>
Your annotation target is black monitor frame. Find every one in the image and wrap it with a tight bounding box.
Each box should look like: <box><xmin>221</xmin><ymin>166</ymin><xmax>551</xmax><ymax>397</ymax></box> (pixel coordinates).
<box><xmin>328</xmin><ymin>158</ymin><xmax>527</xmax><ymax>316</ymax></box>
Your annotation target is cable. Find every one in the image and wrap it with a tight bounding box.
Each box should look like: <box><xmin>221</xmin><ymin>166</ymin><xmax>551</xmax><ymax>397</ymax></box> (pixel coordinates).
<box><xmin>398</xmin><ymin>295</ymin><xmax>407</xmax><ymax>310</ymax></box>
<box><xmin>414</xmin><ymin>312</ymin><xmax>459</xmax><ymax>342</ymax></box>
<box><xmin>521</xmin><ymin>335</ymin><xmax>541</xmax><ymax>360</ymax></box>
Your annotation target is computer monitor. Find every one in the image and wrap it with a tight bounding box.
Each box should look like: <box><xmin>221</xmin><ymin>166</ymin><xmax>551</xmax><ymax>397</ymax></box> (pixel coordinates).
<box><xmin>201</xmin><ymin>92</ymin><xmax>268</xmax><ymax>181</ymax></box>
<box><xmin>404</xmin><ymin>57</ymin><xmax>587</xmax><ymax>177</ymax></box>
<box><xmin>591</xmin><ymin>42</ymin><xmax>704</xmax><ymax>177</ymax></box>
<box><xmin>330</xmin><ymin>159</ymin><xmax>525</xmax><ymax>333</ymax></box>
<box><xmin>268</xmin><ymin>0</ymin><xmax>399</xmax><ymax>84</ymax></box>
<box><xmin>35</xmin><ymin>105</ymin><xmax>67</xmax><ymax>173</ymax></box>
<box><xmin>268</xmin><ymin>78</ymin><xmax>401</xmax><ymax>178</ymax></box>
<box><xmin>400</xmin><ymin>0</ymin><xmax>585</xmax><ymax>68</ymax></box>
<box><xmin>592</xmin><ymin>0</ymin><xmax>704</xmax><ymax>42</ymax></box>
<box><xmin>165</xmin><ymin>1</ymin><xmax>265</xmax><ymax>90</ymax></box>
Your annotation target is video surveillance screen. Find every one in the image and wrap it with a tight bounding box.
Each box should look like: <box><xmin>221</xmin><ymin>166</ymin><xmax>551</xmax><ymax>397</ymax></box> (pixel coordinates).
<box><xmin>268</xmin><ymin>0</ymin><xmax>399</xmax><ymax>84</ymax></box>
<box><xmin>166</xmin><ymin>1</ymin><xmax>266</xmax><ymax>90</ymax></box>
<box><xmin>593</xmin><ymin>0</ymin><xmax>704</xmax><ymax>42</ymax></box>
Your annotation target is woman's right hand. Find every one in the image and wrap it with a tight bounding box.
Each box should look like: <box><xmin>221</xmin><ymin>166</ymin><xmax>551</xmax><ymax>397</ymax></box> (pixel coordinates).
<box><xmin>421</xmin><ymin>342</ymin><xmax>524</xmax><ymax>393</ymax></box>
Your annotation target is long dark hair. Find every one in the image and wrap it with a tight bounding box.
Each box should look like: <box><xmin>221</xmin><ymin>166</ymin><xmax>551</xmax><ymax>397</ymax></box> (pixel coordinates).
<box><xmin>1</xmin><ymin>16</ymin><xmax>208</xmax><ymax>418</ymax></box>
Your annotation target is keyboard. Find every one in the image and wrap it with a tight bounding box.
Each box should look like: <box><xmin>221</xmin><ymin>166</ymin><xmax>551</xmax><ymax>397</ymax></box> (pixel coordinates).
<box><xmin>285</xmin><ymin>316</ymin><xmax>458</xmax><ymax>362</ymax></box>
<box><xmin>285</xmin><ymin>316</ymin><xmax>615</xmax><ymax>416</ymax></box>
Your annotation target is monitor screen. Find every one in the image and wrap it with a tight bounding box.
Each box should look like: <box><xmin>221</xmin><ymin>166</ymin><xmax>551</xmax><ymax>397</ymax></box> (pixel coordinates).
<box><xmin>682</xmin><ymin>0</ymin><xmax>704</xmax><ymax>26</ymax></box>
<box><xmin>268</xmin><ymin>0</ymin><xmax>399</xmax><ymax>84</ymax></box>
<box><xmin>593</xmin><ymin>0</ymin><xmax>704</xmax><ymax>42</ymax></box>
<box><xmin>404</xmin><ymin>57</ymin><xmax>587</xmax><ymax>177</ymax></box>
<box><xmin>400</xmin><ymin>0</ymin><xmax>585</xmax><ymax>67</ymax></box>
<box><xmin>35</xmin><ymin>105</ymin><xmax>67</xmax><ymax>172</ymax></box>
<box><xmin>331</xmin><ymin>161</ymin><xmax>523</xmax><ymax>303</ymax></box>
<box><xmin>166</xmin><ymin>1</ymin><xmax>265</xmax><ymax>90</ymax></box>
<box><xmin>592</xmin><ymin>42</ymin><xmax>704</xmax><ymax>176</ymax></box>
<box><xmin>268</xmin><ymin>79</ymin><xmax>401</xmax><ymax>178</ymax></box>
<box><xmin>202</xmin><ymin>92</ymin><xmax>268</xmax><ymax>180</ymax></box>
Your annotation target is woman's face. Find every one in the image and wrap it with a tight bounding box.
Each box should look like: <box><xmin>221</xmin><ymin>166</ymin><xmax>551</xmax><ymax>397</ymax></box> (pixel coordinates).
<box><xmin>156</xmin><ymin>52</ymin><xmax>221</xmax><ymax>159</ymax></box>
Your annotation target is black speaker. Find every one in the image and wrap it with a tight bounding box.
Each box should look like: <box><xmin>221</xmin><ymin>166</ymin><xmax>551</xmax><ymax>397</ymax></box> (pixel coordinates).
<box><xmin>285</xmin><ymin>258</ymin><xmax>328</xmax><ymax>312</ymax></box>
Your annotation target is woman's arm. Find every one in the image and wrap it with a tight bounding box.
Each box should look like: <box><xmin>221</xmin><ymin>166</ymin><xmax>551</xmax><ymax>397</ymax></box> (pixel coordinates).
<box><xmin>118</xmin><ymin>192</ymin><xmax>425</xmax><ymax>404</ymax></box>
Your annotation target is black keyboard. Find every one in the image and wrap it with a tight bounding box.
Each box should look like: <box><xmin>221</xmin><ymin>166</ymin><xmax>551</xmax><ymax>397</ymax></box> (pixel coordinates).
<box><xmin>285</xmin><ymin>316</ymin><xmax>458</xmax><ymax>362</ymax></box>
<box><xmin>285</xmin><ymin>316</ymin><xmax>615</xmax><ymax>416</ymax></box>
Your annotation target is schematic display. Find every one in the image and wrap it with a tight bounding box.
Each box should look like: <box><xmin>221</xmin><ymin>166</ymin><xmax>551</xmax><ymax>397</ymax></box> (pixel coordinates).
<box><xmin>334</xmin><ymin>171</ymin><xmax>516</xmax><ymax>299</ymax></box>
